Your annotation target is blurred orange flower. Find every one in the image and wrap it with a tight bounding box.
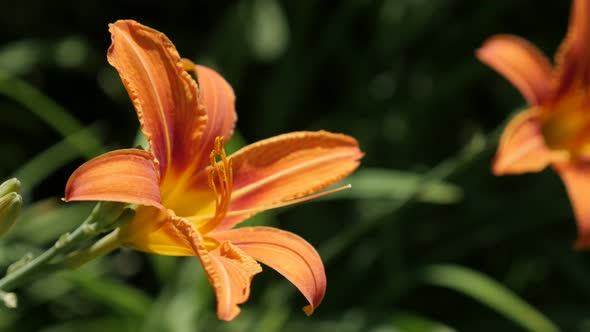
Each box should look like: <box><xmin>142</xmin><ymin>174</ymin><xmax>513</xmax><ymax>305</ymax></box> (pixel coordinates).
<box><xmin>65</xmin><ymin>20</ymin><xmax>362</xmax><ymax>320</ymax></box>
<box><xmin>477</xmin><ymin>0</ymin><xmax>590</xmax><ymax>247</ymax></box>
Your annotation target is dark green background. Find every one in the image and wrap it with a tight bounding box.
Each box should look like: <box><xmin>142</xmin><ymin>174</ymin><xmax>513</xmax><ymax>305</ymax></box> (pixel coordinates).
<box><xmin>0</xmin><ymin>1</ymin><xmax>586</xmax><ymax>331</ymax></box>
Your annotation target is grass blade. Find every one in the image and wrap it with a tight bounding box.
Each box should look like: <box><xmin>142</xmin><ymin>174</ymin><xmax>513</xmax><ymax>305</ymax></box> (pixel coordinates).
<box><xmin>0</xmin><ymin>72</ymin><xmax>104</xmax><ymax>159</ymax></box>
<box><xmin>417</xmin><ymin>264</ymin><xmax>560</xmax><ymax>332</ymax></box>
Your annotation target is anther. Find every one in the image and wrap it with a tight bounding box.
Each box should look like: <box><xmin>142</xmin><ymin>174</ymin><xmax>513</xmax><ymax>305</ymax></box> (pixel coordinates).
<box><xmin>200</xmin><ymin>136</ymin><xmax>234</xmax><ymax>234</ymax></box>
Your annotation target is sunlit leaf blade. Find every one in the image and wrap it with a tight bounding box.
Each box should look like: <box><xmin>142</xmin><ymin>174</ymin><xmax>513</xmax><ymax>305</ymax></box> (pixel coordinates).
<box><xmin>250</xmin><ymin>284</ymin><xmax>291</xmax><ymax>332</ymax></box>
<box><xmin>331</xmin><ymin>168</ymin><xmax>463</xmax><ymax>204</ymax></box>
<box><xmin>34</xmin><ymin>317</ymin><xmax>135</xmax><ymax>332</ymax></box>
<box><xmin>66</xmin><ymin>273</ymin><xmax>152</xmax><ymax>319</ymax></box>
<box><xmin>23</xmin><ymin>260</ymin><xmax>106</xmax><ymax>305</ymax></box>
<box><xmin>26</xmin><ymin>272</ymin><xmax>78</xmax><ymax>304</ymax></box>
<box><xmin>417</xmin><ymin>264</ymin><xmax>561</xmax><ymax>332</ymax></box>
<box><xmin>13</xmin><ymin>126</ymin><xmax>102</xmax><ymax>192</ymax></box>
<box><xmin>142</xmin><ymin>259</ymin><xmax>212</xmax><ymax>332</ymax></box>
<box><xmin>0</xmin><ymin>72</ymin><xmax>104</xmax><ymax>159</ymax></box>
<box><xmin>6</xmin><ymin>199</ymin><xmax>92</xmax><ymax>244</ymax></box>
<box><xmin>390</xmin><ymin>312</ymin><xmax>456</xmax><ymax>332</ymax></box>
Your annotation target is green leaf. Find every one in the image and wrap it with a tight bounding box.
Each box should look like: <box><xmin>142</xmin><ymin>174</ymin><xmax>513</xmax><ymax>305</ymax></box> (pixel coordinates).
<box><xmin>0</xmin><ymin>73</ymin><xmax>105</xmax><ymax>159</ymax></box>
<box><xmin>66</xmin><ymin>272</ymin><xmax>152</xmax><ymax>319</ymax></box>
<box><xmin>334</xmin><ymin>168</ymin><xmax>463</xmax><ymax>204</ymax></box>
<box><xmin>24</xmin><ymin>260</ymin><xmax>106</xmax><ymax>303</ymax></box>
<box><xmin>389</xmin><ymin>312</ymin><xmax>456</xmax><ymax>332</ymax></box>
<box><xmin>142</xmin><ymin>258</ymin><xmax>213</xmax><ymax>332</ymax></box>
<box><xmin>36</xmin><ymin>317</ymin><xmax>135</xmax><ymax>332</ymax></box>
<box><xmin>13</xmin><ymin>126</ymin><xmax>102</xmax><ymax>192</ymax></box>
<box><xmin>417</xmin><ymin>264</ymin><xmax>561</xmax><ymax>332</ymax></box>
<box><xmin>6</xmin><ymin>199</ymin><xmax>92</xmax><ymax>244</ymax></box>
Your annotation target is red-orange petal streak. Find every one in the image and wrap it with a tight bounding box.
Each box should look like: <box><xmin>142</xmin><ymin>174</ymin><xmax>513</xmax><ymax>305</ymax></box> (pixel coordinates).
<box><xmin>190</xmin><ymin>64</ymin><xmax>237</xmax><ymax>171</ymax></box>
<box><xmin>65</xmin><ymin>149</ymin><xmax>162</xmax><ymax>208</ymax></box>
<box><xmin>218</xmin><ymin>131</ymin><xmax>363</xmax><ymax>229</ymax></box>
<box><xmin>208</xmin><ymin>242</ymin><xmax>263</xmax><ymax>321</ymax></box>
<box><xmin>555</xmin><ymin>0</ymin><xmax>590</xmax><ymax>94</ymax></box>
<box><xmin>108</xmin><ymin>20</ymin><xmax>206</xmax><ymax>177</ymax></box>
<box><xmin>554</xmin><ymin>161</ymin><xmax>590</xmax><ymax>249</ymax></box>
<box><xmin>211</xmin><ymin>227</ymin><xmax>327</xmax><ymax>315</ymax></box>
<box><xmin>477</xmin><ymin>35</ymin><xmax>553</xmax><ymax>105</ymax></box>
<box><xmin>493</xmin><ymin>108</ymin><xmax>563</xmax><ymax>175</ymax></box>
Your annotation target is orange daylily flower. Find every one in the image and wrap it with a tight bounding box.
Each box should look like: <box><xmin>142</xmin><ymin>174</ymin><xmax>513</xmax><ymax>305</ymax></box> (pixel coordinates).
<box><xmin>476</xmin><ymin>0</ymin><xmax>590</xmax><ymax>248</ymax></box>
<box><xmin>65</xmin><ymin>20</ymin><xmax>362</xmax><ymax>320</ymax></box>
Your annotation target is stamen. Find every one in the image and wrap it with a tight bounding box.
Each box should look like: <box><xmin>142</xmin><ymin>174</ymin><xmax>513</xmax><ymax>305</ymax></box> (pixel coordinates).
<box><xmin>187</xmin><ymin>184</ymin><xmax>352</xmax><ymax>224</ymax></box>
<box><xmin>198</xmin><ymin>136</ymin><xmax>233</xmax><ymax>234</ymax></box>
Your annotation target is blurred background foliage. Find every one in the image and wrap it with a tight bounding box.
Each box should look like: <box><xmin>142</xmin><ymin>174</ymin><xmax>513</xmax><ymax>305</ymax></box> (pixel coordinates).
<box><xmin>0</xmin><ymin>0</ymin><xmax>587</xmax><ymax>331</ymax></box>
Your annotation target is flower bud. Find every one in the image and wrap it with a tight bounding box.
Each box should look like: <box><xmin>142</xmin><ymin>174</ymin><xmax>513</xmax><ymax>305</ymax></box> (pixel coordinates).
<box><xmin>0</xmin><ymin>192</ymin><xmax>22</xmax><ymax>237</ymax></box>
<box><xmin>2</xmin><ymin>292</ymin><xmax>17</xmax><ymax>308</ymax></box>
<box><xmin>0</xmin><ymin>178</ymin><xmax>20</xmax><ymax>197</ymax></box>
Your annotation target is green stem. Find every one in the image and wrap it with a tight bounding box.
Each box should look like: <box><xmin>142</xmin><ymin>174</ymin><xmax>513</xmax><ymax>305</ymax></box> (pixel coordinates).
<box><xmin>0</xmin><ymin>222</ymin><xmax>97</xmax><ymax>291</ymax></box>
<box><xmin>61</xmin><ymin>229</ymin><xmax>122</xmax><ymax>269</ymax></box>
<box><xmin>0</xmin><ymin>202</ymin><xmax>128</xmax><ymax>291</ymax></box>
<box><xmin>319</xmin><ymin>128</ymin><xmax>501</xmax><ymax>262</ymax></box>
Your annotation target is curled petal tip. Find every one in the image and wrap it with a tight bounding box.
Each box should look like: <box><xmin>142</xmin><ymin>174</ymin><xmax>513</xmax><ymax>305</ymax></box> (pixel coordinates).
<box><xmin>491</xmin><ymin>163</ymin><xmax>505</xmax><ymax>177</ymax></box>
<box><xmin>574</xmin><ymin>236</ymin><xmax>590</xmax><ymax>250</ymax></box>
<box><xmin>554</xmin><ymin>162</ymin><xmax>590</xmax><ymax>251</ymax></box>
<box><xmin>303</xmin><ymin>305</ymin><xmax>314</xmax><ymax>316</ymax></box>
<box><xmin>211</xmin><ymin>227</ymin><xmax>326</xmax><ymax>316</ymax></box>
<box><xmin>574</xmin><ymin>222</ymin><xmax>590</xmax><ymax>250</ymax></box>
<box><xmin>554</xmin><ymin>0</ymin><xmax>590</xmax><ymax>93</ymax></box>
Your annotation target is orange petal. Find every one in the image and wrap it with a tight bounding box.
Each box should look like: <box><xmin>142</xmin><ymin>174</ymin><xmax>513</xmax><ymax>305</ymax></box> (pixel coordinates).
<box><xmin>108</xmin><ymin>20</ymin><xmax>207</xmax><ymax>177</ymax></box>
<box><xmin>553</xmin><ymin>162</ymin><xmax>590</xmax><ymax>249</ymax></box>
<box><xmin>171</xmin><ymin>218</ymin><xmax>262</xmax><ymax>321</ymax></box>
<box><xmin>219</xmin><ymin>131</ymin><xmax>363</xmax><ymax>229</ymax></box>
<box><xmin>555</xmin><ymin>0</ymin><xmax>590</xmax><ymax>95</ymax></box>
<box><xmin>65</xmin><ymin>149</ymin><xmax>162</xmax><ymax>208</ymax></box>
<box><xmin>493</xmin><ymin>108</ymin><xmax>565</xmax><ymax>175</ymax></box>
<box><xmin>208</xmin><ymin>242</ymin><xmax>263</xmax><ymax>320</ymax></box>
<box><xmin>211</xmin><ymin>227</ymin><xmax>327</xmax><ymax>315</ymax></box>
<box><xmin>182</xmin><ymin>62</ymin><xmax>237</xmax><ymax>172</ymax></box>
<box><xmin>476</xmin><ymin>35</ymin><xmax>553</xmax><ymax>105</ymax></box>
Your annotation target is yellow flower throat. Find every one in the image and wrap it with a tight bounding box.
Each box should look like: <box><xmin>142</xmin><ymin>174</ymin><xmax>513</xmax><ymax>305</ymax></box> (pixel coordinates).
<box><xmin>541</xmin><ymin>90</ymin><xmax>590</xmax><ymax>158</ymax></box>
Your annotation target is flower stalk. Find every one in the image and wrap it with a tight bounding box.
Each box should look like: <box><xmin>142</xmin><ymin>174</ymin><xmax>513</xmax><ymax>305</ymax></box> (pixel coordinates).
<box><xmin>0</xmin><ymin>202</ymin><xmax>130</xmax><ymax>292</ymax></box>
